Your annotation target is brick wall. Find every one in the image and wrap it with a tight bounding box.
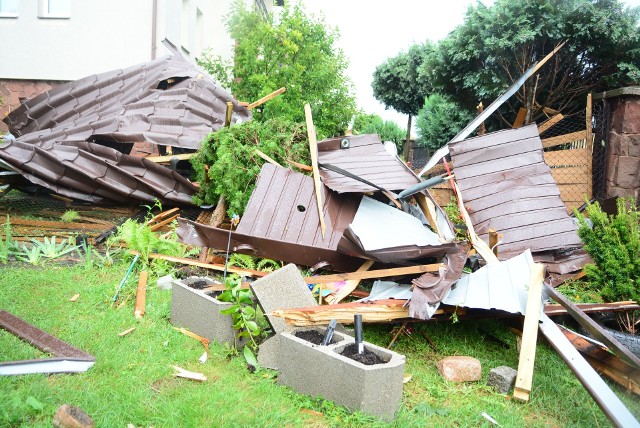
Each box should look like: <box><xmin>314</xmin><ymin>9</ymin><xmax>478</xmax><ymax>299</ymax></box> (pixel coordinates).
<box><xmin>0</xmin><ymin>79</ymin><xmax>65</xmax><ymax>133</ymax></box>
<box><xmin>603</xmin><ymin>87</ymin><xmax>640</xmax><ymax>199</ymax></box>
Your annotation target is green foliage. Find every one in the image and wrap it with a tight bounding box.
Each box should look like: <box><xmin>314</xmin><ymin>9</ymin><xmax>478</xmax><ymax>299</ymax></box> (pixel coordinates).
<box><xmin>420</xmin><ymin>0</ymin><xmax>640</xmax><ymax>127</ymax></box>
<box><xmin>191</xmin><ymin>118</ymin><xmax>309</xmax><ymax>215</ymax></box>
<box><xmin>416</xmin><ymin>94</ymin><xmax>474</xmax><ymax>151</ymax></box>
<box><xmin>61</xmin><ymin>210</ymin><xmax>79</xmax><ymax>223</ymax></box>
<box><xmin>352</xmin><ymin>113</ymin><xmax>406</xmax><ymax>151</ymax></box>
<box><xmin>218</xmin><ymin>275</ymin><xmax>267</xmax><ymax>367</ymax></box>
<box><xmin>16</xmin><ymin>236</ymin><xmax>77</xmax><ymax>265</ymax></box>
<box><xmin>556</xmin><ymin>280</ymin><xmax>604</xmax><ymax>304</ymax></box>
<box><xmin>0</xmin><ymin>215</ymin><xmax>17</xmax><ymax>264</ymax></box>
<box><xmin>198</xmin><ymin>2</ymin><xmax>356</xmax><ymax>138</ymax></box>
<box><xmin>372</xmin><ymin>43</ymin><xmax>434</xmax><ymax>117</ymax></box>
<box><xmin>575</xmin><ymin>198</ymin><xmax>640</xmax><ymax>303</ymax></box>
<box><xmin>227</xmin><ymin>253</ymin><xmax>281</xmax><ymax>273</ymax></box>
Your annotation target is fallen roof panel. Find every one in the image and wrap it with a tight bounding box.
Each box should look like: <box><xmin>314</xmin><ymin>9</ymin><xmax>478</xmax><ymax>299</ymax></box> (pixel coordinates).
<box><xmin>449</xmin><ymin>124</ymin><xmax>582</xmax><ymax>257</ymax></box>
<box><xmin>317</xmin><ymin>134</ymin><xmax>420</xmax><ymax>193</ymax></box>
<box><xmin>1</xmin><ymin>55</ymin><xmax>250</xmax><ymax>204</ymax></box>
<box><xmin>177</xmin><ymin>164</ymin><xmax>366</xmax><ymax>272</ymax></box>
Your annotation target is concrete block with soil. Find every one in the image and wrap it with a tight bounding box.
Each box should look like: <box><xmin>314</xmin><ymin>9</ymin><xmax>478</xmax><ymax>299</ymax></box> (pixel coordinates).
<box><xmin>276</xmin><ymin>327</ymin><xmax>405</xmax><ymax>422</ymax></box>
<box><xmin>437</xmin><ymin>356</ymin><xmax>482</xmax><ymax>382</ymax></box>
<box><xmin>170</xmin><ymin>277</ymin><xmax>237</xmax><ymax>347</ymax></box>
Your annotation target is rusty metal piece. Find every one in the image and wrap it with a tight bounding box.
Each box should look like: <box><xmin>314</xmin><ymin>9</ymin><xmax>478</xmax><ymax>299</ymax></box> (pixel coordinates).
<box><xmin>0</xmin><ymin>310</ymin><xmax>95</xmax><ymax>375</ymax></box>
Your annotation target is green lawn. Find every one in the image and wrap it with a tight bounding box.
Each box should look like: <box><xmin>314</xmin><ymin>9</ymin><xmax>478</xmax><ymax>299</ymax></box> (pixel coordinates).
<box><xmin>1</xmin><ymin>262</ymin><xmax>638</xmax><ymax>427</ymax></box>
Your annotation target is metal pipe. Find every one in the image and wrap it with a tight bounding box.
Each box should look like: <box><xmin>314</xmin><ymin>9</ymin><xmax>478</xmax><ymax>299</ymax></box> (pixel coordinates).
<box><xmin>321</xmin><ymin>319</ymin><xmax>337</xmax><ymax>346</ymax></box>
<box><xmin>354</xmin><ymin>314</ymin><xmax>364</xmax><ymax>354</ymax></box>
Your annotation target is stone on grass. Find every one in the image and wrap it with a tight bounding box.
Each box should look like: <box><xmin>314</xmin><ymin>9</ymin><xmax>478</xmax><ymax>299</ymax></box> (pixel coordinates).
<box><xmin>436</xmin><ymin>356</ymin><xmax>481</xmax><ymax>382</ymax></box>
<box><xmin>487</xmin><ymin>365</ymin><xmax>517</xmax><ymax>394</ymax></box>
<box><xmin>53</xmin><ymin>404</ymin><xmax>95</xmax><ymax>428</ymax></box>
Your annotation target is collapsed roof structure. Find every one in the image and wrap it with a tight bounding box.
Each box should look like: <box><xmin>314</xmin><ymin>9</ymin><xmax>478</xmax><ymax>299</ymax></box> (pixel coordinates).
<box><xmin>1</xmin><ymin>55</ymin><xmax>251</xmax><ymax>205</ymax></box>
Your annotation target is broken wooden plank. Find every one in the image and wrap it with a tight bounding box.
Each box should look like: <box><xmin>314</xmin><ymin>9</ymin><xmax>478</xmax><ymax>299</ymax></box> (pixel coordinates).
<box><xmin>537</xmin><ymin>113</ymin><xmax>564</xmax><ymax>133</ymax></box>
<box><xmin>559</xmin><ymin>325</ymin><xmax>640</xmax><ymax>395</ymax></box>
<box><xmin>271</xmin><ymin>299</ymin><xmax>415</xmax><ymax>326</ymax></box>
<box><xmin>145</xmin><ymin>208</ymin><xmax>180</xmax><ymax>226</ymax></box>
<box><xmin>512</xmin><ymin>107</ymin><xmax>527</xmax><ymax>128</ymax></box>
<box><xmin>514</xmin><ymin>263</ymin><xmax>545</xmax><ymax>402</ymax></box>
<box><xmin>134</xmin><ymin>271</ymin><xmax>148</xmax><ymax>319</ymax></box>
<box><xmin>255</xmin><ymin>148</ymin><xmax>282</xmax><ymax>167</ymax></box>
<box><xmin>544</xmin><ymin>301</ymin><xmax>639</xmax><ymax>316</ymax></box>
<box><xmin>304</xmin><ymin>263</ymin><xmax>444</xmax><ymax>284</ymax></box>
<box><xmin>541</xmin><ymin>130</ymin><xmax>587</xmax><ymax>149</ymax></box>
<box><xmin>324</xmin><ymin>260</ymin><xmax>375</xmax><ymax>305</ymax></box>
<box><xmin>172</xmin><ymin>365</ymin><xmax>207</xmax><ymax>382</ymax></box>
<box><xmin>118</xmin><ymin>327</ymin><xmax>136</xmax><ymax>337</ymax></box>
<box><xmin>224</xmin><ymin>101</ymin><xmax>233</xmax><ymax>127</ymax></box>
<box><xmin>145</xmin><ymin>153</ymin><xmax>194</xmax><ymax>163</ymax></box>
<box><xmin>69</xmin><ymin>293</ymin><xmax>80</xmax><ymax>302</ymax></box>
<box><xmin>149</xmin><ymin>214</ymin><xmax>179</xmax><ymax>232</ymax></box>
<box><xmin>248</xmin><ymin>87</ymin><xmax>286</xmax><ymax>110</ymax></box>
<box><xmin>304</xmin><ymin>104</ymin><xmax>326</xmax><ymax>238</ymax></box>
<box><xmin>287</xmin><ymin>158</ymin><xmax>312</xmax><ymax>172</ymax></box>
<box><xmin>543</xmin><ymin>284</ymin><xmax>640</xmax><ymax>370</ymax></box>
<box><xmin>144</xmin><ymin>253</ymin><xmax>268</xmax><ymax>278</ymax></box>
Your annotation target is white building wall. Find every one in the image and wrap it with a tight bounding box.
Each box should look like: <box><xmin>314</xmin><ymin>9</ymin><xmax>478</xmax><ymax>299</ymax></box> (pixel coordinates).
<box><xmin>0</xmin><ymin>0</ymin><xmax>243</xmax><ymax>82</ymax></box>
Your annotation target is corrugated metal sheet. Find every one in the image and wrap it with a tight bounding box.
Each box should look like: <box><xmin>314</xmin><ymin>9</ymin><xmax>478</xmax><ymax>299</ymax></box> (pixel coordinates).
<box><xmin>0</xmin><ymin>55</ymin><xmax>250</xmax><ymax>204</ymax></box>
<box><xmin>177</xmin><ymin>163</ymin><xmax>365</xmax><ymax>272</ymax></box>
<box><xmin>442</xmin><ymin>250</ymin><xmax>535</xmax><ymax>314</ymax></box>
<box><xmin>317</xmin><ymin>134</ymin><xmax>420</xmax><ymax>193</ymax></box>
<box><xmin>449</xmin><ymin>124</ymin><xmax>582</xmax><ymax>257</ymax></box>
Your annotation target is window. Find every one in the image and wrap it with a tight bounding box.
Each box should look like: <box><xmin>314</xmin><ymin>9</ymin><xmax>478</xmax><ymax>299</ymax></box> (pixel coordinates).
<box><xmin>0</xmin><ymin>0</ymin><xmax>19</xmax><ymax>18</ymax></box>
<box><xmin>38</xmin><ymin>0</ymin><xmax>71</xmax><ymax>19</ymax></box>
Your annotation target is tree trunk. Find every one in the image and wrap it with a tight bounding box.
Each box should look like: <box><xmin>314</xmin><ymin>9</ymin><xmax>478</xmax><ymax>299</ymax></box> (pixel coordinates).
<box><xmin>402</xmin><ymin>115</ymin><xmax>412</xmax><ymax>163</ymax></box>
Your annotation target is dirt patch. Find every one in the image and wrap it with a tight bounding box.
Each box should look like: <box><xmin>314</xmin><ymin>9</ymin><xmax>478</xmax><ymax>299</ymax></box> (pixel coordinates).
<box><xmin>205</xmin><ymin>290</ymin><xmax>222</xmax><ymax>299</ymax></box>
<box><xmin>340</xmin><ymin>343</ymin><xmax>386</xmax><ymax>365</ymax></box>
<box><xmin>294</xmin><ymin>330</ymin><xmax>336</xmax><ymax>345</ymax></box>
<box><xmin>186</xmin><ymin>279</ymin><xmax>210</xmax><ymax>290</ymax></box>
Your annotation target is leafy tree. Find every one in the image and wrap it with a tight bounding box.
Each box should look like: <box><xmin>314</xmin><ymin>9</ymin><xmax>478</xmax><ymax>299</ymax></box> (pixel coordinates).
<box><xmin>422</xmin><ymin>0</ymin><xmax>640</xmax><ymax>128</ymax></box>
<box><xmin>352</xmin><ymin>113</ymin><xmax>406</xmax><ymax>150</ymax></box>
<box><xmin>197</xmin><ymin>2</ymin><xmax>356</xmax><ymax>139</ymax></box>
<box><xmin>372</xmin><ymin>43</ymin><xmax>434</xmax><ymax>158</ymax></box>
<box><xmin>415</xmin><ymin>94</ymin><xmax>474</xmax><ymax>152</ymax></box>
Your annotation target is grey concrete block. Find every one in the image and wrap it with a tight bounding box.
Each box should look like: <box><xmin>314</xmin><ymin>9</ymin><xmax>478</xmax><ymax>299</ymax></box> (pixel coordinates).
<box><xmin>170</xmin><ymin>278</ymin><xmax>238</xmax><ymax>347</ymax></box>
<box><xmin>250</xmin><ymin>264</ymin><xmax>316</xmax><ymax>334</ymax></box>
<box><xmin>487</xmin><ymin>365</ymin><xmax>517</xmax><ymax>394</ymax></box>
<box><xmin>277</xmin><ymin>327</ymin><xmax>405</xmax><ymax>422</ymax></box>
<box><xmin>257</xmin><ymin>334</ymin><xmax>281</xmax><ymax>370</ymax></box>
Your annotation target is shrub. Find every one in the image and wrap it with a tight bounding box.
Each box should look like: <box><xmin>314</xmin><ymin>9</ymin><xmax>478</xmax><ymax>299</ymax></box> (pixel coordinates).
<box><xmin>575</xmin><ymin>198</ymin><xmax>640</xmax><ymax>303</ymax></box>
<box><xmin>191</xmin><ymin>118</ymin><xmax>309</xmax><ymax>216</ymax></box>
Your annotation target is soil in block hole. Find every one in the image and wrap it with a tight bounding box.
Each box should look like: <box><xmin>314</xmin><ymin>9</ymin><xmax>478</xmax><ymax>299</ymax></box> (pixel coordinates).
<box><xmin>340</xmin><ymin>343</ymin><xmax>386</xmax><ymax>365</ymax></box>
<box><xmin>294</xmin><ymin>330</ymin><xmax>336</xmax><ymax>345</ymax></box>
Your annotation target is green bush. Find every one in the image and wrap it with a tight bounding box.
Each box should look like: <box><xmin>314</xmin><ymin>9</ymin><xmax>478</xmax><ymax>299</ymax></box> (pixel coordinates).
<box><xmin>191</xmin><ymin>118</ymin><xmax>309</xmax><ymax>216</ymax></box>
<box><xmin>575</xmin><ymin>198</ymin><xmax>640</xmax><ymax>303</ymax></box>
<box><xmin>352</xmin><ymin>113</ymin><xmax>406</xmax><ymax>152</ymax></box>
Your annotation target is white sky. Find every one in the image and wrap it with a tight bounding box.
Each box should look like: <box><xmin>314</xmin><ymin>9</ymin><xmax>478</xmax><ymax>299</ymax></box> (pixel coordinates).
<box><xmin>303</xmin><ymin>0</ymin><xmax>640</xmax><ymax>131</ymax></box>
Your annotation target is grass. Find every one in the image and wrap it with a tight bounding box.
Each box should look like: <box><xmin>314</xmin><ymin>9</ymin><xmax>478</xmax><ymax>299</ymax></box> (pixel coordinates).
<box><xmin>1</xmin><ymin>263</ymin><xmax>639</xmax><ymax>427</ymax></box>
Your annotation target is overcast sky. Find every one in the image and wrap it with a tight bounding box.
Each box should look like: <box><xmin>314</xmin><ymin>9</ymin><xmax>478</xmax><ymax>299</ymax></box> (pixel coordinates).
<box><xmin>303</xmin><ymin>0</ymin><xmax>640</xmax><ymax>132</ymax></box>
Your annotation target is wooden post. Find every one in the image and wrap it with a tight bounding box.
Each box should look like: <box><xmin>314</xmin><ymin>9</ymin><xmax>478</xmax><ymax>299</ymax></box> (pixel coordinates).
<box><xmin>304</xmin><ymin>104</ymin><xmax>326</xmax><ymax>238</ymax></box>
<box><xmin>134</xmin><ymin>271</ymin><xmax>148</xmax><ymax>319</ymax></box>
<box><xmin>514</xmin><ymin>263</ymin><xmax>545</xmax><ymax>402</ymax></box>
<box><xmin>224</xmin><ymin>102</ymin><xmax>233</xmax><ymax>127</ymax></box>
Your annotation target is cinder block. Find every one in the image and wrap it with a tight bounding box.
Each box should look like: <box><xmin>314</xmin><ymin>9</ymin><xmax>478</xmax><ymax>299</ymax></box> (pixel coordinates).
<box><xmin>170</xmin><ymin>277</ymin><xmax>238</xmax><ymax>347</ymax></box>
<box><xmin>277</xmin><ymin>327</ymin><xmax>405</xmax><ymax>422</ymax></box>
<box><xmin>250</xmin><ymin>264</ymin><xmax>316</xmax><ymax>334</ymax></box>
<box><xmin>487</xmin><ymin>365</ymin><xmax>517</xmax><ymax>394</ymax></box>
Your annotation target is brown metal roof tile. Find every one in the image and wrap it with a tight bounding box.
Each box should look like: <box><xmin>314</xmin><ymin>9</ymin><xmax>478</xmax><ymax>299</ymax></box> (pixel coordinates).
<box><xmin>317</xmin><ymin>134</ymin><xmax>420</xmax><ymax>193</ymax></box>
<box><xmin>449</xmin><ymin>124</ymin><xmax>582</xmax><ymax>256</ymax></box>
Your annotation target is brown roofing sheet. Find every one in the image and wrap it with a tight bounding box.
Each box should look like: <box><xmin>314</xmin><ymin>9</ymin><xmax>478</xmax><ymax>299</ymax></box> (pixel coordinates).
<box><xmin>177</xmin><ymin>163</ymin><xmax>365</xmax><ymax>271</ymax></box>
<box><xmin>317</xmin><ymin>134</ymin><xmax>420</xmax><ymax>193</ymax></box>
<box><xmin>449</xmin><ymin>124</ymin><xmax>582</xmax><ymax>256</ymax></box>
<box><xmin>1</xmin><ymin>55</ymin><xmax>250</xmax><ymax>204</ymax></box>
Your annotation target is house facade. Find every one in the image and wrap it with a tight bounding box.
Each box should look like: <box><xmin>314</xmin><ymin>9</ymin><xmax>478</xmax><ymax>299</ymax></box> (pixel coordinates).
<box><xmin>0</xmin><ymin>0</ymin><xmax>276</xmax><ymax>132</ymax></box>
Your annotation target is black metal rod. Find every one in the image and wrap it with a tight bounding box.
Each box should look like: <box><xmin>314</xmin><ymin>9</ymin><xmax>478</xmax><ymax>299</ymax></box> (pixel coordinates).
<box><xmin>354</xmin><ymin>314</ymin><xmax>364</xmax><ymax>354</ymax></box>
<box><xmin>321</xmin><ymin>319</ymin><xmax>337</xmax><ymax>346</ymax></box>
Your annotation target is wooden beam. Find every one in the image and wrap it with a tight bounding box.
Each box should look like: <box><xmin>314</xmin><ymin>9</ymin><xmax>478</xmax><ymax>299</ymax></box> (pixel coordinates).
<box><xmin>304</xmin><ymin>263</ymin><xmax>444</xmax><ymax>284</ymax></box>
<box><xmin>541</xmin><ymin>130</ymin><xmax>587</xmax><ymax>149</ymax></box>
<box><xmin>537</xmin><ymin>113</ymin><xmax>564</xmax><ymax>134</ymax></box>
<box><xmin>145</xmin><ymin>153</ymin><xmax>194</xmax><ymax>163</ymax></box>
<box><xmin>414</xmin><ymin>193</ymin><xmax>443</xmax><ymax>239</ymax></box>
<box><xmin>514</xmin><ymin>263</ymin><xmax>545</xmax><ymax>402</ymax></box>
<box><xmin>254</xmin><ymin>148</ymin><xmax>282</xmax><ymax>167</ymax></box>
<box><xmin>224</xmin><ymin>101</ymin><xmax>233</xmax><ymax>127</ymax></box>
<box><xmin>248</xmin><ymin>87</ymin><xmax>286</xmax><ymax>110</ymax></box>
<box><xmin>512</xmin><ymin>107</ymin><xmax>527</xmax><ymax>128</ymax></box>
<box><xmin>304</xmin><ymin>104</ymin><xmax>326</xmax><ymax>238</ymax></box>
<box><xmin>143</xmin><ymin>253</ymin><xmax>268</xmax><ymax>278</ymax></box>
<box><xmin>134</xmin><ymin>271</ymin><xmax>148</xmax><ymax>319</ymax></box>
<box><xmin>287</xmin><ymin>158</ymin><xmax>312</xmax><ymax>172</ymax></box>
<box><xmin>324</xmin><ymin>260</ymin><xmax>375</xmax><ymax>305</ymax></box>
<box><xmin>146</xmin><ymin>208</ymin><xmax>180</xmax><ymax>226</ymax></box>
<box><xmin>149</xmin><ymin>214</ymin><xmax>179</xmax><ymax>232</ymax></box>
<box><xmin>271</xmin><ymin>299</ymin><xmax>414</xmax><ymax>326</ymax></box>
